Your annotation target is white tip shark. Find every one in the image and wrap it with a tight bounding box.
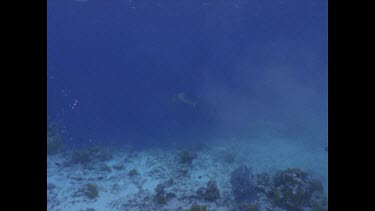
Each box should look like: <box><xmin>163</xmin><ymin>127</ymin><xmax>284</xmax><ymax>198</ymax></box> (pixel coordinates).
<box><xmin>173</xmin><ymin>92</ymin><xmax>198</xmax><ymax>107</ymax></box>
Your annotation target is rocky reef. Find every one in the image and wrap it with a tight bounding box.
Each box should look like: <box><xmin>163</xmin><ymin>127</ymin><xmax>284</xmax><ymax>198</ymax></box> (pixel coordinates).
<box><xmin>47</xmin><ymin>146</ymin><xmax>327</xmax><ymax>211</ymax></box>
<box><xmin>196</xmin><ymin>180</ymin><xmax>220</xmax><ymax>202</ymax></box>
<box><xmin>47</xmin><ymin>122</ymin><xmax>64</xmax><ymax>155</ymax></box>
<box><xmin>257</xmin><ymin>168</ymin><xmax>328</xmax><ymax>211</ymax></box>
<box><xmin>178</xmin><ymin>150</ymin><xmax>198</xmax><ymax>165</ymax></box>
<box><xmin>230</xmin><ymin>165</ymin><xmax>257</xmax><ymax>203</ymax></box>
<box><xmin>63</xmin><ymin>145</ymin><xmax>113</xmax><ymax>167</ymax></box>
<box><xmin>153</xmin><ymin>178</ymin><xmax>175</xmax><ymax>206</ymax></box>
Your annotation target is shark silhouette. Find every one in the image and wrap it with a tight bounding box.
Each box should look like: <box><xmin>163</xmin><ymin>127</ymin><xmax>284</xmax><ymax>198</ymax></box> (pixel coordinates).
<box><xmin>173</xmin><ymin>92</ymin><xmax>198</xmax><ymax>107</ymax></box>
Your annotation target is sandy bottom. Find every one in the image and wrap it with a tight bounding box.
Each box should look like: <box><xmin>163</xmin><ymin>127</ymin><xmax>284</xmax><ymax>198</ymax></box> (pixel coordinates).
<box><xmin>47</xmin><ymin>137</ymin><xmax>327</xmax><ymax>211</ymax></box>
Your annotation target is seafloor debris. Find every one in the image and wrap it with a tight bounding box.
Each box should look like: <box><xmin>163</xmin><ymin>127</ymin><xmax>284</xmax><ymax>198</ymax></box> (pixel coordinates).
<box><xmin>47</xmin><ymin>183</ymin><xmax>56</xmax><ymax>190</ymax></box>
<box><xmin>112</xmin><ymin>163</ymin><xmax>125</xmax><ymax>170</ymax></box>
<box><xmin>196</xmin><ymin>180</ymin><xmax>220</xmax><ymax>202</ymax></box>
<box><xmin>230</xmin><ymin>165</ymin><xmax>257</xmax><ymax>203</ymax></box>
<box><xmin>82</xmin><ymin>183</ymin><xmax>99</xmax><ymax>199</ymax></box>
<box><xmin>79</xmin><ymin>208</ymin><xmax>95</xmax><ymax>211</ymax></box>
<box><xmin>237</xmin><ymin>202</ymin><xmax>259</xmax><ymax>211</ymax></box>
<box><xmin>186</xmin><ymin>204</ymin><xmax>208</xmax><ymax>211</ymax></box>
<box><xmin>257</xmin><ymin>168</ymin><xmax>328</xmax><ymax>211</ymax></box>
<box><xmin>47</xmin><ymin>146</ymin><xmax>327</xmax><ymax>211</ymax></box>
<box><xmin>63</xmin><ymin>146</ymin><xmax>113</xmax><ymax>167</ymax></box>
<box><xmin>153</xmin><ymin>178</ymin><xmax>175</xmax><ymax>205</ymax></box>
<box><xmin>47</xmin><ymin>122</ymin><xmax>64</xmax><ymax>155</ymax></box>
<box><xmin>128</xmin><ymin>168</ymin><xmax>139</xmax><ymax>177</ymax></box>
<box><xmin>178</xmin><ymin>150</ymin><xmax>198</xmax><ymax>165</ymax></box>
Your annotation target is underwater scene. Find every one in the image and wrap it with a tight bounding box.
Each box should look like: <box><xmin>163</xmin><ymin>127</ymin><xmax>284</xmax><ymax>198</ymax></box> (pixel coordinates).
<box><xmin>47</xmin><ymin>0</ymin><xmax>328</xmax><ymax>210</ymax></box>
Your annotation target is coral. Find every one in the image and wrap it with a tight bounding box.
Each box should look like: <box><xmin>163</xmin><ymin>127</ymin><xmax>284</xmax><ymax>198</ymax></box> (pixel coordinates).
<box><xmin>47</xmin><ymin>122</ymin><xmax>64</xmax><ymax>155</ymax></box>
<box><xmin>238</xmin><ymin>203</ymin><xmax>259</xmax><ymax>211</ymax></box>
<box><xmin>71</xmin><ymin>150</ymin><xmax>91</xmax><ymax>164</ymax></box>
<box><xmin>196</xmin><ymin>180</ymin><xmax>220</xmax><ymax>202</ymax></box>
<box><xmin>176</xmin><ymin>168</ymin><xmax>190</xmax><ymax>178</ymax></box>
<box><xmin>310</xmin><ymin>191</ymin><xmax>328</xmax><ymax>211</ymax></box>
<box><xmin>155</xmin><ymin>178</ymin><xmax>174</xmax><ymax>193</ymax></box>
<box><xmin>257</xmin><ymin>168</ymin><xmax>326</xmax><ymax>210</ymax></box>
<box><xmin>186</xmin><ymin>204</ymin><xmax>207</xmax><ymax>211</ymax></box>
<box><xmin>274</xmin><ymin>168</ymin><xmax>308</xmax><ymax>186</ymax></box>
<box><xmin>112</xmin><ymin>164</ymin><xmax>125</xmax><ymax>170</ymax></box>
<box><xmin>263</xmin><ymin>168</ymin><xmax>327</xmax><ymax>211</ymax></box>
<box><xmin>47</xmin><ymin>183</ymin><xmax>56</xmax><ymax>191</ymax></box>
<box><xmin>63</xmin><ymin>145</ymin><xmax>114</xmax><ymax>167</ymax></box>
<box><xmin>153</xmin><ymin>178</ymin><xmax>175</xmax><ymax>205</ymax></box>
<box><xmin>230</xmin><ymin>165</ymin><xmax>256</xmax><ymax>203</ymax></box>
<box><xmin>164</xmin><ymin>178</ymin><xmax>174</xmax><ymax>187</ymax></box>
<box><xmin>165</xmin><ymin>192</ymin><xmax>176</xmax><ymax>200</ymax></box>
<box><xmin>309</xmin><ymin>179</ymin><xmax>324</xmax><ymax>193</ymax></box>
<box><xmin>269</xmin><ymin>188</ymin><xmax>282</xmax><ymax>204</ymax></box>
<box><xmin>88</xmin><ymin>145</ymin><xmax>112</xmax><ymax>161</ymax></box>
<box><xmin>83</xmin><ymin>183</ymin><xmax>99</xmax><ymax>199</ymax></box>
<box><xmin>311</xmin><ymin>200</ymin><xmax>328</xmax><ymax>211</ymax></box>
<box><xmin>155</xmin><ymin>183</ymin><xmax>166</xmax><ymax>195</ymax></box>
<box><xmin>154</xmin><ymin>193</ymin><xmax>166</xmax><ymax>205</ymax></box>
<box><xmin>128</xmin><ymin>169</ymin><xmax>139</xmax><ymax>177</ymax></box>
<box><xmin>257</xmin><ymin>173</ymin><xmax>272</xmax><ymax>186</ymax></box>
<box><xmin>47</xmin><ymin>136</ymin><xmax>63</xmax><ymax>155</ymax></box>
<box><xmin>98</xmin><ymin>163</ymin><xmax>112</xmax><ymax>173</ymax></box>
<box><xmin>178</xmin><ymin>150</ymin><xmax>198</xmax><ymax>165</ymax></box>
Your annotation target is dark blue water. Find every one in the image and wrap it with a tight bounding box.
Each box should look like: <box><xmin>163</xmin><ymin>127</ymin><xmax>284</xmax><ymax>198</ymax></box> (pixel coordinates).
<box><xmin>47</xmin><ymin>0</ymin><xmax>327</xmax><ymax>149</ymax></box>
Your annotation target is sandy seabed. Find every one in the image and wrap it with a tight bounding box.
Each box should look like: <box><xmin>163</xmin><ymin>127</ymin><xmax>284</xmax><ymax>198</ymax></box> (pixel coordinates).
<box><xmin>47</xmin><ymin>137</ymin><xmax>328</xmax><ymax>211</ymax></box>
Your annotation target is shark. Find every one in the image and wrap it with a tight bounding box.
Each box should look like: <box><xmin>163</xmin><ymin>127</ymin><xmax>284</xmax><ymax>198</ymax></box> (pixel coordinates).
<box><xmin>173</xmin><ymin>92</ymin><xmax>198</xmax><ymax>107</ymax></box>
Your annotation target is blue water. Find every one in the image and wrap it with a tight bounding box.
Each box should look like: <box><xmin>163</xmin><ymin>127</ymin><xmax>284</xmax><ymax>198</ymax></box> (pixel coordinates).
<box><xmin>47</xmin><ymin>0</ymin><xmax>327</xmax><ymax>149</ymax></box>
